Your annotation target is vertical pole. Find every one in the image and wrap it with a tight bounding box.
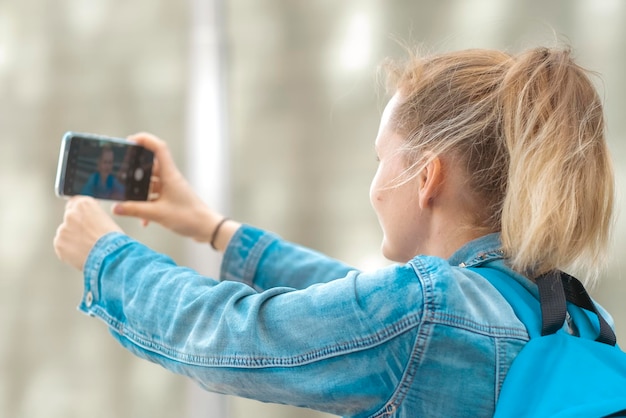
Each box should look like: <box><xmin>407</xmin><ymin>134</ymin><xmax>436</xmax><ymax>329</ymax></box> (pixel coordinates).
<box><xmin>185</xmin><ymin>0</ymin><xmax>230</xmax><ymax>416</ymax></box>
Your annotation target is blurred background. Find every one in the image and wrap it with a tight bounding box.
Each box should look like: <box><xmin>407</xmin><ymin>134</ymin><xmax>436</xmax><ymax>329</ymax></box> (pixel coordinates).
<box><xmin>1</xmin><ymin>0</ymin><xmax>625</xmax><ymax>417</ymax></box>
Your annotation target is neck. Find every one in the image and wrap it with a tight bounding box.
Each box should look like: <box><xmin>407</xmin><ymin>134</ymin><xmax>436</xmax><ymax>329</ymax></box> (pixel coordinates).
<box><xmin>412</xmin><ymin>194</ymin><xmax>493</xmax><ymax>260</ymax></box>
<box><xmin>419</xmin><ymin>223</ymin><xmax>488</xmax><ymax>260</ymax></box>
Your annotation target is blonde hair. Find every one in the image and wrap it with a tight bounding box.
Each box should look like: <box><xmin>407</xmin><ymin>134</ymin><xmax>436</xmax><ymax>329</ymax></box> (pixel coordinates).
<box><xmin>384</xmin><ymin>47</ymin><xmax>614</xmax><ymax>284</ymax></box>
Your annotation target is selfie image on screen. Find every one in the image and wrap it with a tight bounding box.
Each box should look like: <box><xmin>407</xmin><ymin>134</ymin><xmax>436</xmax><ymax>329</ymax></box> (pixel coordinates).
<box><xmin>71</xmin><ymin>141</ymin><xmax>128</xmax><ymax>200</ymax></box>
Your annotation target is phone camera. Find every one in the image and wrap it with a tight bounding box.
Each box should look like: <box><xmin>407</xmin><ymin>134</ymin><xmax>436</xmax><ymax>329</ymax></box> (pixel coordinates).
<box><xmin>134</xmin><ymin>168</ymin><xmax>144</xmax><ymax>181</ymax></box>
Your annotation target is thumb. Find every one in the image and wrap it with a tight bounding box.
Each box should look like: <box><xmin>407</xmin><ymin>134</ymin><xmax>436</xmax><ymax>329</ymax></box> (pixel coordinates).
<box><xmin>112</xmin><ymin>201</ymin><xmax>160</xmax><ymax>223</ymax></box>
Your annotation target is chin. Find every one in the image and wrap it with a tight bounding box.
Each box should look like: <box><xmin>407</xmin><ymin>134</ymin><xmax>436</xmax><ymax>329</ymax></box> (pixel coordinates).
<box><xmin>381</xmin><ymin>242</ymin><xmax>412</xmax><ymax>263</ymax></box>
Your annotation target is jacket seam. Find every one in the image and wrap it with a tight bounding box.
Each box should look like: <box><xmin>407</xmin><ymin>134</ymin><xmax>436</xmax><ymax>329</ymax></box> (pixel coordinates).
<box><xmin>494</xmin><ymin>337</ymin><xmax>501</xmax><ymax>406</ymax></box>
<box><xmin>427</xmin><ymin>312</ymin><xmax>529</xmax><ymax>339</ymax></box>
<box><xmin>88</xmin><ymin>305</ymin><xmax>422</xmax><ymax>368</ymax></box>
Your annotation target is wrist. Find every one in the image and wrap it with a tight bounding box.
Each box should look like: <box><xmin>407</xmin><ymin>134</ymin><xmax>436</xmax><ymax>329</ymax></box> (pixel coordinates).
<box><xmin>191</xmin><ymin>210</ymin><xmax>241</xmax><ymax>252</ymax></box>
<box><xmin>190</xmin><ymin>206</ymin><xmax>222</xmax><ymax>243</ymax></box>
<box><xmin>209</xmin><ymin>218</ymin><xmax>241</xmax><ymax>252</ymax></box>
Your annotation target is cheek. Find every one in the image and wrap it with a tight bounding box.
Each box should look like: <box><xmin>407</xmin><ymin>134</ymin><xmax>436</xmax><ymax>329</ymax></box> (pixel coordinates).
<box><xmin>369</xmin><ymin>171</ymin><xmax>384</xmax><ymax>210</ymax></box>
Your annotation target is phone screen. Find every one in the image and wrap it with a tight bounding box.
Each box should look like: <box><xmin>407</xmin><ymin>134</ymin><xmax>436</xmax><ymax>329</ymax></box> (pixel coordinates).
<box><xmin>56</xmin><ymin>133</ymin><xmax>154</xmax><ymax>201</ymax></box>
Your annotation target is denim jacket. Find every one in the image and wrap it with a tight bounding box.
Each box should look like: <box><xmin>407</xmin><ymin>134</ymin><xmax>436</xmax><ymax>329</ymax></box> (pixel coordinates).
<box><xmin>81</xmin><ymin>225</ymin><xmax>536</xmax><ymax>417</ymax></box>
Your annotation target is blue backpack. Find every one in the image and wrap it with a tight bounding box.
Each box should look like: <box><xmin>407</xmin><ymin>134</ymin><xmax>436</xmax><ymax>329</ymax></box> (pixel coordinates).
<box><xmin>472</xmin><ymin>267</ymin><xmax>626</xmax><ymax>417</ymax></box>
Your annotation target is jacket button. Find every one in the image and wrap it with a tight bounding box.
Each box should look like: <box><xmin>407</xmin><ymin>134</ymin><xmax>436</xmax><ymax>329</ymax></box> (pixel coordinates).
<box><xmin>85</xmin><ymin>291</ymin><xmax>94</xmax><ymax>308</ymax></box>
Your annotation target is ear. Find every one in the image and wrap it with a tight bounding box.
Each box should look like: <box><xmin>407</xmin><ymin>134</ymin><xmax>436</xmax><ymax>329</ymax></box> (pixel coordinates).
<box><xmin>417</xmin><ymin>153</ymin><xmax>444</xmax><ymax>209</ymax></box>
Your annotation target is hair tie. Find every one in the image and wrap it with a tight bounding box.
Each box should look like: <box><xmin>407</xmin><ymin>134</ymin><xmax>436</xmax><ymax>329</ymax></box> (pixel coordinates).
<box><xmin>210</xmin><ymin>217</ymin><xmax>230</xmax><ymax>250</ymax></box>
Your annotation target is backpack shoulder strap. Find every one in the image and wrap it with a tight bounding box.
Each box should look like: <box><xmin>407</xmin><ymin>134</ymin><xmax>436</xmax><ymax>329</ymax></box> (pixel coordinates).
<box><xmin>470</xmin><ymin>266</ymin><xmax>617</xmax><ymax>345</ymax></box>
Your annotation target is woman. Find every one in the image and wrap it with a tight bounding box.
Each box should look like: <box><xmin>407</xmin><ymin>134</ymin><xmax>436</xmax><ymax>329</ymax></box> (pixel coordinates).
<box><xmin>54</xmin><ymin>46</ymin><xmax>615</xmax><ymax>417</ymax></box>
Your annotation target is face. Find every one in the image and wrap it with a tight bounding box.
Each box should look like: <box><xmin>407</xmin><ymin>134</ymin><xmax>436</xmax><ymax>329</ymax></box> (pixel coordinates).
<box><xmin>98</xmin><ymin>149</ymin><xmax>114</xmax><ymax>176</ymax></box>
<box><xmin>370</xmin><ymin>94</ymin><xmax>425</xmax><ymax>262</ymax></box>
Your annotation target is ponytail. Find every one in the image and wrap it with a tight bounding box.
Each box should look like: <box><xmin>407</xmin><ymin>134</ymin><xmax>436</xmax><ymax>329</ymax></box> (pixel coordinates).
<box><xmin>385</xmin><ymin>47</ymin><xmax>613</xmax><ymax>284</ymax></box>
<box><xmin>499</xmin><ymin>48</ymin><xmax>614</xmax><ymax>283</ymax></box>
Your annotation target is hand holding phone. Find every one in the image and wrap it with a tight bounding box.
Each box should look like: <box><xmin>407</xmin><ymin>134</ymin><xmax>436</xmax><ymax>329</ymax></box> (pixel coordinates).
<box><xmin>55</xmin><ymin>132</ymin><xmax>154</xmax><ymax>201</ymax></box>
<box><xmin>113</xmin><ymin>132</ymin><xmax>232</xmax><ymax>243</ymax></box>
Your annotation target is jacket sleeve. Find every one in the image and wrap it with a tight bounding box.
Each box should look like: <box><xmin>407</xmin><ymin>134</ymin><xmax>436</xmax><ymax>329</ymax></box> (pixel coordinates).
<box><xmin>221</xmin><ymin>225</ymin><xmax>357</xmax><ymax>291</ymax></box>
<box><xmin>80</xmin><ymin>231</ymin><xmax>423</xmax><ymax>417</ymax></box>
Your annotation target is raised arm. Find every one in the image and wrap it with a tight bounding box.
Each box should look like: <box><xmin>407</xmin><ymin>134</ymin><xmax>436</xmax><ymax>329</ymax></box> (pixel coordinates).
<box><xmin>55</xmin><ymin>132</ymin><xmax>355</xmax><ymax>291</ymax></box>
<box><xmin>78</xmin><ymin>231</ymin><xmax>419</xmax><ymax>417</ymax></box>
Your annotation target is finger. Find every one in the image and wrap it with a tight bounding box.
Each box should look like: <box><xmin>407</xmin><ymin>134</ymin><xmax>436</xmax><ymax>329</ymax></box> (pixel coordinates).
<box><xmin>112</xmin><ymin>200</ymin><xmax>160</xmax><ymax>222</ymax></box>
<box><xmin>65</xmin><ymin>195</ymin><xmax>82</xmax><ymax>210</ymax></box>
<box><xmin>53</xmin><ymin>224</ymin><xmax>64</xmax><ymax>260</ymax></box>
<box><xmin>127</xmin><ymin>133</ymin><xmax>178</xmax><ymax>177</ymax></box>
<box><xmin>66</xmin><ymin>195</ymin><xmax>97</xmax><ymax>211</ymax></box>
<box><xmin>64</xmin><ymin>196</ymin><xmax>85</xmax><ymax>220</ymax></box>
<box><xmin>151</xmin><ymin>158</ymin><xmax>161</xmax><ymax>178</ymax></box>
<box><xmin>148</xmin><ymin>176</ymin><xmax>161</xmax><ymax>200</ymax></box>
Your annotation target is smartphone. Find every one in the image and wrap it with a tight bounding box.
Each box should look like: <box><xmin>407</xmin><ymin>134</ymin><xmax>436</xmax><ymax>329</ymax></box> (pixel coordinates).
<box><xmin>55</xmin><ymin>132</ymin><xmax>154</xmax><ymax>201</ymax></box>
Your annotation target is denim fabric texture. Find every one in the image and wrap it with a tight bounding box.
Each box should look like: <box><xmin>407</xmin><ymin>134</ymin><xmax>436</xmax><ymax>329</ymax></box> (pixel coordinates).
<box><xmin>81</xmin><ymin>226</ymin><xmax>537</xmax><ymax>417</ymax></box>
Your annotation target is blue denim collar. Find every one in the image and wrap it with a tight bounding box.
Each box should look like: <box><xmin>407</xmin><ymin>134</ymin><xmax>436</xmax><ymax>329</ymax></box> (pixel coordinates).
<box><xmin>447</xmin><ymin>233</ymin><xmax>505</xmax><ymax>268</ymax></box>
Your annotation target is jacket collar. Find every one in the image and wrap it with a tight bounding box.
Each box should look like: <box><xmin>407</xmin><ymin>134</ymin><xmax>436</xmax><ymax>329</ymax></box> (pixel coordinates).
<box><xmin>447</xmin><ymin>233</ymin><xmax>505</xmax><ymax>268</ymax></box>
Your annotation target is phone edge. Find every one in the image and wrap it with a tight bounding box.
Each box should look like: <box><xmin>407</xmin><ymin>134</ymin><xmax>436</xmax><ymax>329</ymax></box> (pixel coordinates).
<box><xmin>54</xmin><ymin>132</ymin><xmax>73</xmax><ymax>198</ymax></box>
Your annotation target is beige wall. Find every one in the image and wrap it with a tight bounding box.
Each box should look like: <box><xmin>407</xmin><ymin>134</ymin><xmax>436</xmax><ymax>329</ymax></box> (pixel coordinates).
<box><xmin>1</xmin><ymin>1</ymin><xmax>625</xmax><ymax>417</ymax></box>
<box><xmin>0</xmin><ymin>1</ymin><xmax>190</xmax><ymax>417</ymax></box>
